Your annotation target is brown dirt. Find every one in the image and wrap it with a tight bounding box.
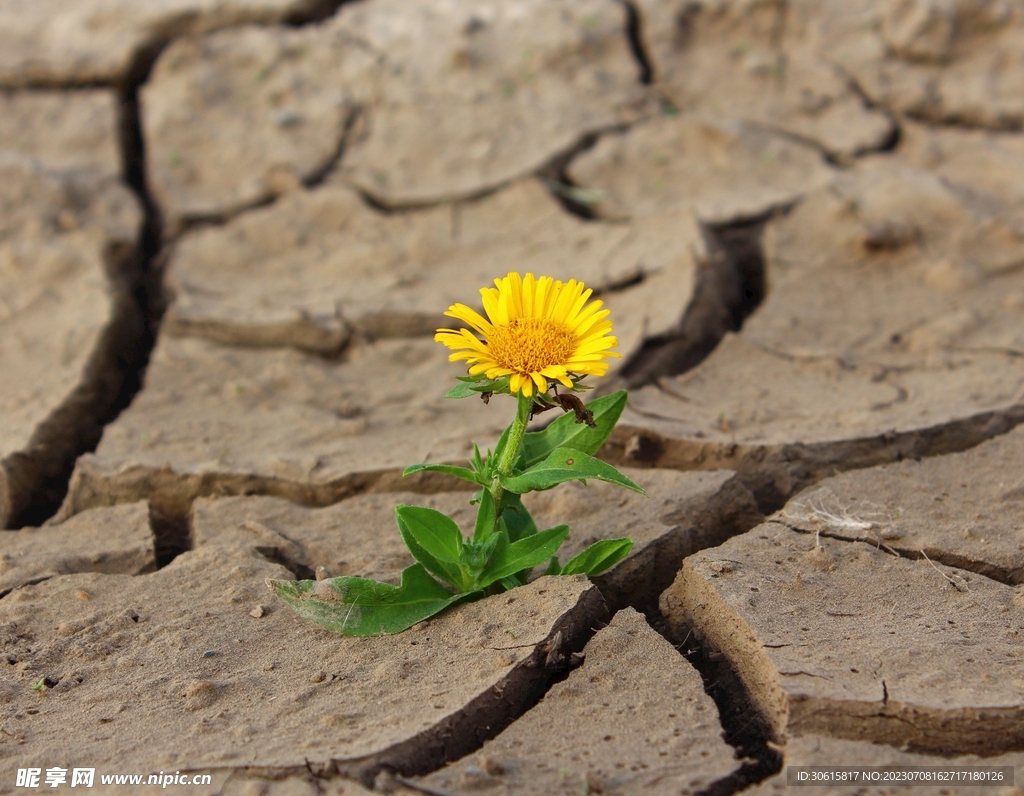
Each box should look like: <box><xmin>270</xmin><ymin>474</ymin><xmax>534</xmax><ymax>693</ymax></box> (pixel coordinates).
<box><xmin>3</xmin><ymin>0</ymin><xmax>1024</xmax><ymax>793</ymax></box>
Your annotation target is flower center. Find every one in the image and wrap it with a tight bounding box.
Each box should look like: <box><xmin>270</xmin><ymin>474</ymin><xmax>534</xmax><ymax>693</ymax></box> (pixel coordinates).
<box><xmin>489</xmin><ymin>318</ymin><xmax>576</xmax><ymax>374</ymax></box>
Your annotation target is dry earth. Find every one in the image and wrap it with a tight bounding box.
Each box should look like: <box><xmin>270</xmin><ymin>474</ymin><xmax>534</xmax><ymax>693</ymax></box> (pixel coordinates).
<box><xmin>2</xmin><ymin>0</ymin><xmax>1024</xmax><ymax>794</ymax></box>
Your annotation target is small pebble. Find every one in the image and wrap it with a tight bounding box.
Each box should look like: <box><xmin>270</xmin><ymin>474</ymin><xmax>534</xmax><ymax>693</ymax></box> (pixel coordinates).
<box><xmin>249</xmin><ymin>606</ymin><xmax>265</xmax><ymax>618</ymax></box>
<box><xmin>75</xmin><ymin>590</ymin><xmax>91</xmax><ymax>600</ymax></box>
<box><xmin>479</xmin><ymin>754</ymin><xmax>505</xmax><ymax>776</ymax></box>
<box><xmin>459</xmin><ymin>766</ymin><xmax>488</xmax><ymax>787</ymax></box>
<box><xmin>202</xmin><ymin>651</ymin><xmax>217</xmax><ymax>658</ymax></box>
<box><xmin>315</xmin><ymin>566</ymin><xmax>330</xmax><ymax>581</ymax></box>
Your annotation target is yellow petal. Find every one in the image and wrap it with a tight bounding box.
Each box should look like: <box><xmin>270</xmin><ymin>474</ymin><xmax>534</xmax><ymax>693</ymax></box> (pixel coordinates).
<box><xmin>481</xmin><ymin>287</ymin><xmax>503</xmax><ymax>326</ymax></box>
<box><xmin>535</xmin><ymin>275</ymin><xmax>554</xmax><ymax>318</ymax></box>
<box><xmin>505</xmin><ymin>272</ymin><xmax>525</xmax><ymax>319</ymax></box>
<box><xmin>569</xmin><ymin>304</ymin><xmax>609</xmax><ymax>336</ymax></box>
<box><xmin>564</xmin><ymin>287</ymin><xmax>594</xmax><ymax>326</ymax></box>
<box><xmin>550</xmin><ymin>279</ymin><xmax>580</xmax><ymax>323</ymax></box>
<box><xmin>575</xmin><ymin>318</ymin><xmax>614</xmax><ymax>342</ymax></box>
<box><xmin>575</xmin><ymin>337</ymin><xmax>618</xmax><ymax>356</ymax></box>
<box><xmin>523</xmin><ymin>272</ymin><xmax>536</xmax><ymax>317</ymax></box>
<box><xmin>444</xmin><ymin>303</ymin><xmax>492</xmax><ymax>336</ymax></box>
<box><xmin>497</xmin><ymin>287</ymin><xmax>512</xmax><ymax>327</ymax></box>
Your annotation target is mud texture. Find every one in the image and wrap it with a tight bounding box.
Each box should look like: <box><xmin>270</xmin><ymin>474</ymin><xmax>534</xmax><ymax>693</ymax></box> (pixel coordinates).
<box><xmin>3</xmin><ymin>0</ymin><xmax>1024</xmax><ymax>794</ymax></box>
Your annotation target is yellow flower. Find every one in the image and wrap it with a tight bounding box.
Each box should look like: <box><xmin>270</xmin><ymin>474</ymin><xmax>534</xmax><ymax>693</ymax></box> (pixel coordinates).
<box><xmin>435</xmin><ymin>272</ymin><xmax>620</xmax><ymax>397</ymax></box>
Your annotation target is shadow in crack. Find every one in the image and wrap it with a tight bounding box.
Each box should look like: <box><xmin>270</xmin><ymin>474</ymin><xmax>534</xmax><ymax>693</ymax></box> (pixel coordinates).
<box><xmin>7</xmin><ymin>0</ymin><xmax>365</xmax><ymax>528</ymax></box>
<box><xmin>619</xmin><ymin>214</ymin><xmax>770</xmax><ymax>388</ymax></box>
<box><xmin>151</xmin><ymin>504</ymin><xmax>192</xmax><ymax>569</ymax></box>
<box><xmin>6</xmin><ymin>78</ymin><xmax>167</xmax><ymax>530</ymax></box>
<box><xmin>619</xmin><ymin>0</ymin><xmax>654</xmax><ymax>85</ymax></box>
<box><xmin>664</xmin><ymin>620</ymin><xmax>784</xmax><ymax>795</ymax></box>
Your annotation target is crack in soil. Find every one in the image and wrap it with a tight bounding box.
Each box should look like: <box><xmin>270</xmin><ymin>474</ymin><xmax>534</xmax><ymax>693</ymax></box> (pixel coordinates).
<box><xmin>170</xmin><ymin>97</ymin><xmax>369</xmax><ymax>236</ymax></box>
<box><xmin>605</xmin><ymin>402</ymin><xmax>1024</xmax><ymax>516</ymax></box>
<box><xmin>830</xmin><ymin>59</ymin><xmax>1021</xmax><ymax>135</ymax></box>
<box><xmin>618</xmin><ymin>0</ymin><xmax>654</xmax><ymax>86</ymax></box>
<box><xmin>538</xmin><ymin>127</ymin><xmax>626</xmax><ymax>221</ymax></box>
<box><xmin>330</xmin><ymin>586</ymin><xmax>607</xmax><ymax>786</ymax></box>
<box><xmin>151</xmin><ymin>502</ymin><xmax>193</xmax><ymax>569</ymax></box>
<box><xmin>619</xmin><ymin>212</ymin><xmax>770</xmax><ymax>388</ymax></box>
<box><xmin>0</xmin><ymin>82</ymin><xmax>158</xmax><ymax>528</ymax></box>
<box><xmin>902</xmin><ymin>108</ymin><xmax>1024</xmax><ymax>135</ymax></box>
<box><xmin>1</xmin><ymin>0</ymin><xmax>367</xmax><ymax>529</ymax></box>
<box><xmin>768</xmin><ymin>518</ymin><xmax>1023</xmax><ymax>587</ymax></box>
<box><xmin>662</xmin><ymin>620</ymin><xmax>783</xmax><ymax>795</ymax></box>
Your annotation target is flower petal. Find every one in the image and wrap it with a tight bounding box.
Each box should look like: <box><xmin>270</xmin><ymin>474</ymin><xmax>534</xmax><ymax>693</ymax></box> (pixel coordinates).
<box><xmin>444</xmin><ymin>303</ymin><xmax>492</xmax><ymax>336</ymax></box>
<box><xmin>523</xmin><ymin>272</ymin><xmax>536</xmax><ymax>317</ymax></box>
<box><xmin>438</xmin><ymin>272</ymin><xmax>620</xmax><ymax>393</ymax></box>
<box><xmin>505</xmin><ymin>272</ymin><xmax>525</xmax><ymax>319</ymax></box>
<box><xmin>481</xmin><ymin>286</ymin><xmax>503</xmax><ymax>326</ymax></box>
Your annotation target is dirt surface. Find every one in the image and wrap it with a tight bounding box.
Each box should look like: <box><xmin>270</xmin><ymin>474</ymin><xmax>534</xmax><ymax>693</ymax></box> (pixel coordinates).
<box><xmin>663</xmin><ymin>524</ymin><xmax>1024</xmax><ymax>754</ymax></box>
<box><xmin>2</xmin><ymin>0</ymin><xmax>1024</xmax><ymax>793</ymax></box>
<box><xmin>0</xmin><ymin>90</ymin><xmax>144</xmax><ymax>528</ymax></box>
<box><xmin>0</xmin><ymin>503</ymin><xmax>154</xmax><ymax>597</ymax></box>
<box><xmin>1</xmin><ymin>555</ymin><xmax>604</xmax><ymax>781</ymax></box>
<box><xmin>162</xmin><ymin>178</ymin><xmax>700</xmax><ymax>355</ymax></box>
<box><xmin>417</xmin><ymin>608</ymin><xmax>742</xmax><ymax>795</ymax></box>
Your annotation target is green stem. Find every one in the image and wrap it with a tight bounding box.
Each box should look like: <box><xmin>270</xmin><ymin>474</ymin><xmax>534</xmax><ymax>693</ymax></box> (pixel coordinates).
<box><xmin>489</xmin><ymin>391</ymin><xmax>532</xmax><ymax>510</ymax></box>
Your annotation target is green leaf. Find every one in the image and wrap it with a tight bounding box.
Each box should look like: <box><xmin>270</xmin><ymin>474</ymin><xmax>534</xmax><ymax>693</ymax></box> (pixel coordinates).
<box><xmin>395</xmin><ymin>505</ymin><xmax>469</xmax><ymax>591</ymax></box>
<box><xmin>444</xmin><ymin>381</ymin><xmax>482</xmax><ymax>399</ymax></box>
<box><xmin>480</xmin><ymin>525</ymin><xmax>509</xmax><ymax>560</ymax></box>
<box><xmin>498</xmin><ymin>494</ymin><xmax>539</xmax><ymax>583</ymax></box>
<box><xmin>474</xmin><ymin>489</ymin><xmax>498</xmax><ymax>542</ymax></box>
<box><xmin>402</xmin><ymin>463</ymin><xmax>484</xmax><ymax>486</ymax></box>
<box><xmin>267</xmin><ymin>564</ymin><xmax>470</xmax><ymax>636</ymax></box>
<box><xmin>499</xmin><ymin>448</ymin><xmax>647</xmax><ymax>496</ymax></box>
<box><xmin>544</xmin><ymin>556</ymin><xmax>562</xmax><ymax>576</ymax></box>
<box><xmin>561</xmin><ymin>538</ymin><xmax>634</xmax><ymax>576</ymax></box>
<box><xmin>521</xmin><ymin>391</ymin><xmax>627</xmax><ymax>467</ymax></box>
<box><xmin>444</xmin><ymin>375</ymin><xmax>511</xmax><ymax>399</ymax></box>
<box><xmin>477</xmin><ymin>525</ymin><xmax>569</xmax><ymax>589</ymax></box>
<box><xmin>500</xmin><ymin>493</ymin><xmax>538</xmax><ymax>543</ymax></box>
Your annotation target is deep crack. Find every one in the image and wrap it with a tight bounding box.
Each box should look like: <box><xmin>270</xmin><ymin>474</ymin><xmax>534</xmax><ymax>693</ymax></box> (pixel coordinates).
<box><xmin>1</xmin><ymin>79</ymin><xmax>162</xmax><ymax>528</ymax></box>
<box><xmin>619</xmin><ymin>0</ymin><xmax>654</xmax><ymax>85</ymax></box>
<box><xmin>152</xmin><ymin>503</ymin><xmax>192</xmax><ymax>569</ymax></box>
<box><xmin>619</xmin><ymin>213</ymin><xmax>770</xmax><ymax>388</ymax></box>
<box><xmin>333</xmin><ymin>586</ymin><xmax>608</xmax><ymax>785</ymax></box>
<box><xmin>666</xmin><ymin>624</ymin><xmax>783</xmax><ymax>795</ymax></box>
<box><xmin>538</xmin><ymin>128</ymin><xmax>625</xmax><ymax>221</ymax></box>
<box><xmin>3</xmin><ymin>0</ymin><xmax>370</xmax><ymax>527</ymax></box>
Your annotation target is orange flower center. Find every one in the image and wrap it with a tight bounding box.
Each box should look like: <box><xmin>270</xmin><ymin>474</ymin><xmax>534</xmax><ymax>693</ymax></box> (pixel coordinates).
<box><xmin>488</xmin><ymin>318</ymin><xmax>575</xmax><ymax>374</ymax></box>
